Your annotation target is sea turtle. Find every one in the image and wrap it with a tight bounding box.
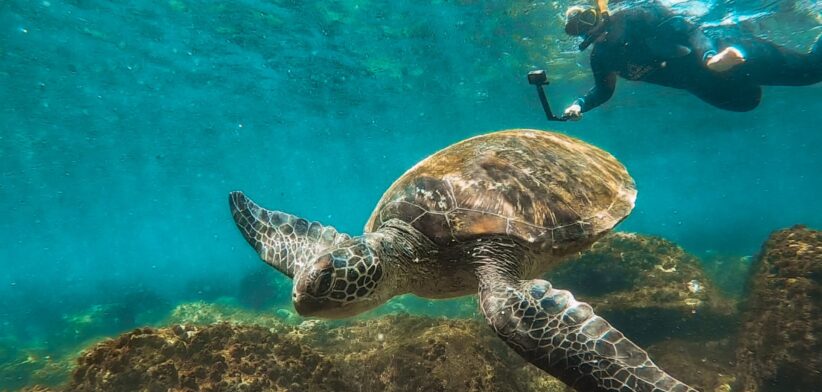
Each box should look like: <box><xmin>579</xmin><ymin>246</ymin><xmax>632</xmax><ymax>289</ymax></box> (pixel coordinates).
<box><xmin>229</xmin><ymin>129</ymin><xmax>696</xmax><ymax>392</ymax></box>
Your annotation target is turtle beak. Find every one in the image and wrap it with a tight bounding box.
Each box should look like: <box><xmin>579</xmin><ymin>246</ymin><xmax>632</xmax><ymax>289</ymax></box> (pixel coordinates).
<box><xmin>292</xmin><ymin>275</ymin><xmax>327</xmax><ymax>317</ymax></box>
<box><xmin>293</xmin><ymin>293</ymin><xmax>324</xmax><ymax>316</ymax></box>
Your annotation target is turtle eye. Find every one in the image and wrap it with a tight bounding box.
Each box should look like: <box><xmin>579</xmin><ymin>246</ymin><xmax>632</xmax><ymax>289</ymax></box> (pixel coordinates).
<box><xmin>313</xmin><ymin>269</ymin><xmax>333</xmax><ymax>296</ymax></box>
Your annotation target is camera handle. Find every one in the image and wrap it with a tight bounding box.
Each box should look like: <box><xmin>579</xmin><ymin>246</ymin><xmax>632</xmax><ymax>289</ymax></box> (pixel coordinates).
<box><xmin>527</xmin><ymin>70</ymin><xmax>568</xmax><ymax>122</ymax></box>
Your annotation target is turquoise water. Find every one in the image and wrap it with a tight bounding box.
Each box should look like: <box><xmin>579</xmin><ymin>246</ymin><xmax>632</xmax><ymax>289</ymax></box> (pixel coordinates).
<box><xmin>1</xmin><ymin>0</ymin><xmax>820</xmax><ymax>390</ymax></box>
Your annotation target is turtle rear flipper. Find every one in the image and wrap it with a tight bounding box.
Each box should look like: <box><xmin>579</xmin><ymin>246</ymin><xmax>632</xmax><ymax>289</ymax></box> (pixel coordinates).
<box><xmin>229</xmin><ymin>191</ymin><xmax>349</xmax><ymax>278</ymax></box>
<box><xmin>475</xmin><ymin>243</ymin><xmax>695</xmax><ymax>392</ymax></box>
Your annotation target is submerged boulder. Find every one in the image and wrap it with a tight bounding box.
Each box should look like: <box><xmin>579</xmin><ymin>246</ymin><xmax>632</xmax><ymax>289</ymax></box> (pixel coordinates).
<box><xmin>21</xmin><ymin>233</ymin><xmax>745</xmax><ymax>391</ymax></box>
<box><xmin>646</xmin><ymin>337</ymin><xmax>737</xmax><ymax>392</ymax></box>
<box><xmin>69</xmin><ymin>323</ymin><xmax>346</xmax><ymax>392</ymax></box>
<box><xmin>550</xmin><ymin>232</ymin><xmax>738</xmax><ymax>343</ymax></box>
<box><xmin>733</xmin><ymin>225</ymin><xmax>822</xmax><ymax>392</ymax></box>
<box><xmin>305</xmin><ymin>316</ymin><xmax>567</xmax><ymax>392</ymax></box>
<box><xmin>0</xmin><ymin>344</ymin><xmax>78</xmax><ymax>391</ymax></box>
<box><xmin>57</xmin><ymin>311</ymin><xmax>735</xmax><ymax>392</ymax></box>
<box><xmin>64</xmin><ymin>316</ymin><xmax>568</xmax><ymax>392</ymax></box>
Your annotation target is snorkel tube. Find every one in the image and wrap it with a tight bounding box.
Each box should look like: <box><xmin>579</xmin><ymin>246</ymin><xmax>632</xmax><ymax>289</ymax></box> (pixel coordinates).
<box><xmin>577</xmin><ymin>12</ymin><xmax>609</xmax><ymax>51</ymax></box>
<box><xmin>569</xmin><ymin>0</ymin><xmax>610</xmax><ymax>50</ymax></box>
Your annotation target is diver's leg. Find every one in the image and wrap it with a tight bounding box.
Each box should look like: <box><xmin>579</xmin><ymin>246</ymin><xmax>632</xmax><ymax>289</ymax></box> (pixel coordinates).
<box><xmin>729</xmin><ymin>35</ymin><xmax>822</xmax><ymax>86</ymax></box>
<box><xmin>474</xmin><ymin>242</ymin><xmax>696</xmax><ymax>392</ymax></box>
<box><xmin>688</xmin><ymin>78</ymin><xmax>762</xmax><ymax>112</ymax></box>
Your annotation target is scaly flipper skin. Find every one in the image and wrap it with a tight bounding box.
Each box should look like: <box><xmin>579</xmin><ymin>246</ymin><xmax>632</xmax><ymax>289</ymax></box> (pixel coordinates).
<box><xmin>228</xmin><ymin>191</ymin><xmax>349</xmax><ymax>278</ymax></box>
<box><xmin>475</xmin><ymin>242</ymin><xmax>697</xmax><ymax>392</ymax></box>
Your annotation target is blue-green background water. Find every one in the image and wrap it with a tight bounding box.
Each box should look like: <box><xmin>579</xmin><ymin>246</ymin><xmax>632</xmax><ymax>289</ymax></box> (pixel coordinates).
<box><xmin>0</xmin><ymin>0</ymin><xmax>820</xmax><ymax>387</ymax></box>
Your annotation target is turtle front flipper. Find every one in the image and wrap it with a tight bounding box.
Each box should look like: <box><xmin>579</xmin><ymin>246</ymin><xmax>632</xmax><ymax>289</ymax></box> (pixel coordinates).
<box><xmin>475</xmin><ymin>250</ymin><xmax>696</xmax><ymax>391</ymax></box>
<box><xmin>229</xmin><ymin>191</ymin><xmax>349</xmax><ymax>278</ymax></box>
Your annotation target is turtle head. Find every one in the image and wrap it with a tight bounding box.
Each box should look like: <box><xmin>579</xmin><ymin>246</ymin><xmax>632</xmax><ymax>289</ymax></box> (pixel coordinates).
<box><xmin>292</xmin><ymin>236</ymin><xmax>391</xmax><ymax>319</ymax></box>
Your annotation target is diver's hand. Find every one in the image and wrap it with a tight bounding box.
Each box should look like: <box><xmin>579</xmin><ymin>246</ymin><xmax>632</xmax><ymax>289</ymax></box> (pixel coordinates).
<box><xmin>706</xmin><ymin>47</ymin><xmax>746</xmax><ymax>72</ymax></box>
<box><xmin>563</xmin><ymin>104</ymin><xmax>582</xmax><ymax>121</ymax></box>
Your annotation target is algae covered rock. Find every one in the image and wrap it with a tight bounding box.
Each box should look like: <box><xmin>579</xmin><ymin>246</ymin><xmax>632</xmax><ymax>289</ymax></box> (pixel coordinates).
<box><xmin>302</xmin><ymin>315</ymin><xmax>568</xmax><ymax>392</ymax></box>
<box><xmin>165</xmin><ymin>300</ymin><xmax>295</xmax><ymax>327</ymax></box>
<box><xmin>64</xmin><ymin>315</ymin><xmax>570</xmax><ymax>392</ymax></box>
<box><xmin>550</xmin><ymin>232</ymin><xmax>737</xmax><ymax>342</ymax></box>
<box><xmin>645</xmin><ymin>338</ymin><xmax>737</xmax><ymax>392</ymax></box>
<box><xmin>60</xmin><ymin>311</ymin><xmax>738</xmax><ymax>391</ymax></box>
<box><xmin>733</xmin><ymin>225</ymin><xmax>822</xmax><ymax>392</ymax></box>
<box><xmin>0</xmin><ymin>346</ymin><xmax>77</xmax><ymax>392</ymax></box>
<box><xmin>19</xmin><ymin>386</ymin><xmax>57</xmax><ymax>392</ymax></box>
<box><xmin>69</xmin><ymin>323</ymin><xmax>346</xmax><ymax>392</ymax></box>
<box><xmin>55</xmin><ymin>231</ymin><xmax>741</xmax><ymax>391</ymax></box>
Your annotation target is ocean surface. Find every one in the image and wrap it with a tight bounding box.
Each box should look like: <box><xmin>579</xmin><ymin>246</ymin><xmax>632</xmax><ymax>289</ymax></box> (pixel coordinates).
<box><xmin>1</xmin><ymin>0</ymin><xmax>820</xmax><ymax>390</ymax></box>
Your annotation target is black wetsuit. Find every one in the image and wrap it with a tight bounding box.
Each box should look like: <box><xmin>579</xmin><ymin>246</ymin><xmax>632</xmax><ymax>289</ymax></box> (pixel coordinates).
<box><xmin>575</xmin><ymin>3</ymin><xmax>822</xmax><ymax>112</ymax></box>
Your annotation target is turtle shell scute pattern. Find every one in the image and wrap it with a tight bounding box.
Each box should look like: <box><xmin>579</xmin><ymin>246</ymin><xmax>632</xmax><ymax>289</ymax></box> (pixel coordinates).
<box><xmin>365</xmin><ymin>130</ymin><xmax>636</xmax><ymax>250</ymax></box>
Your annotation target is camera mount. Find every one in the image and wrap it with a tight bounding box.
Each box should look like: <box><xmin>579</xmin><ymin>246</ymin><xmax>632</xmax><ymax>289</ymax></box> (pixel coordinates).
<box><xmin>527</xmin><ymin>70</ymin><xmax>567</xmax><ymax>122</ymax></box>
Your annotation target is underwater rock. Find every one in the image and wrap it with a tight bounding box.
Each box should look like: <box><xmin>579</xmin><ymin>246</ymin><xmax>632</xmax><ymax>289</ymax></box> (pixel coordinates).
<box><xmin>63</xmin><ymin>315</ymin><xmax>572</xmax><ymax>392</ymax></box>
<box><xmin>550</xmin><ymin>232</ymin><xmax>737</xmax><ymax>343</ymax></box>
<box><xmin>733</xmin><ymin>225</ymin><xmax>822</xmax><ymax>392</ymax></box>
<box><xmin>1</xmin><ymin>291</ymin><xmax>170</xmax><ymax>391</ymax></box>
<box><xmin>1</xmin><ymin>351</ymin><xmax>44</xmax><ymax>391</ymax></box>
<box><xmin>35</xmin><ymin>307</ymin><xmax>738</xmax><ymax>391</ymax></box>
<box><xmin>0</xmin><ymin>346</ymin><xmax>76</xmax><ymax>392</ymax></box>
<box><xmin>646</xmin><ymin>337</ymin><xmax>737</xmax><ymax>392</ymax></box>
<box><xmin>69</xmin><ymin>323</ymin><xmax>346</xmax><ymax>392</ymax></box>
<box><xmin>299</xmin><ymin>315</ymin><xmax>568</xmax><ymax>392</ymax></box>
<box><xmin>19</xmin><ymin>230</ymin><xmax>750</xmax><ymax>391</ymax></box>
<box><xmin>19</xmin><ymin>386</ymin><xmax>56</xmax><ymax>392</ymax></box>
<box><xmin>167</xmin><ymin>301</ymin><xmax>246</xmax><ymax>325</ymax></box>
<box><xmin>165</xmin><ymin>301</ymin><xmax>287</xmax><ymax>327</ymax></box>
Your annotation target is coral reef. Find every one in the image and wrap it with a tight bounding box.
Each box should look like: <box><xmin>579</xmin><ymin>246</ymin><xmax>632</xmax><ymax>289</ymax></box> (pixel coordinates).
<box><xmin>69</xmin><ymin>323</ymin><xmax>345</xmax><ymax>392</ymax></box>
<box><xmin>733</xmin><ymin>225</ymin><xmax>822</xmax><ymax>392</ymax></box>
<box><xmin>296</xmin><ymin>315</ymin><xmax>566</xmax><ymax>392</ymax></box>
<box><xmin>0</xmin><ymin>346</ymin><xmax>76</xmax><ymax>392</ymax></box>
<box><xmin>646</xmin><ymin>338</ymin><xmax>737</xmax><ymax>392</ymax></box>
<box><xmin>62</xmin><ymin>316</ymin><xmax>570</xmax><ymax>392</ymax></box>
<box><xmin>551</xmin><ymin>232</ymin><xmax>738</xmax><ymax>343</ymax></box>
<box><xmin>19</xmin><ymin>386</ymin><xmax>56</xmax><ymax>392</ymax></box>
<box><xmin>36</xmin><ymin>310</ymin><xmax>737</xmax><ymax>392</ymax></box>
<box><xmin>165</xmin><ymin>301</ymin><xmax>301</xmax><ymax>327</ymax></box>
<box><xmin>0</xmin><ymin>290</ymin><xmax>171</xmax><ymax>391</ymax></box>
<box><xmin>15</xmin><ymin>233</ymin><xmax>751</xmax><ymax>391</ymax></box>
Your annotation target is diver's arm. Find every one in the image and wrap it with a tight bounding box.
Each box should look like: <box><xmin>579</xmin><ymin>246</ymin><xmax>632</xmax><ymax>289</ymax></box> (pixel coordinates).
<box><xmin>575</xmin><ymin>50</ymin><xmax>617</xmax><ymax>113</ymax></box>
<box><xmin>663</xmin><ymin>15</ymin><xmax>745</xmax><ymax>71</ymax></box>
<box><xmin>682</xmin><ymin>21</ymin><xmax>745</xmax><ymax>71</ymax></box>
<box><xmin>575</xmin><ymin>72</ymin><xmax>616</xmax><ymax>113</ymax></box>
<box><xmin>688</xmin><ymin>27</ymin><xmax>718</xmax><ymax>64</ymax></box>
<box><xmin>564</xmin><ymin>62</ymin><xmax>616</xmax><ymax>119</ymax></box>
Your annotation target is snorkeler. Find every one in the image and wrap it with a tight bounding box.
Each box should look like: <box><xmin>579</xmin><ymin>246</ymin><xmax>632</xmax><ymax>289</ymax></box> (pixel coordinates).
<box><xmin>561</xmin><ymin>0</ymin><xmax>822</xmax><ymax>119</ymax></box>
